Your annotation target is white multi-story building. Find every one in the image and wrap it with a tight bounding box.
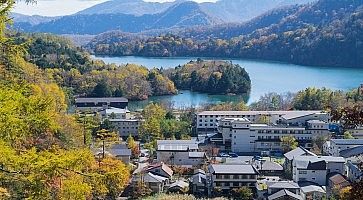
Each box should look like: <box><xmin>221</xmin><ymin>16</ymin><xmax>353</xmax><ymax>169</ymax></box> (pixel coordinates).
<box><xmin>196</xmin><ymin>111</ymin><xmax>330</xmax><ymax>133</ymax></box>
<box><xmin>292</xmin><ymin>156</ymin><xmax>345</xmax><ymax>186</ymax></box>
<box><xmin>216</xmin><ymin>117</ymin><xmax>324</xmax><ymax>153</ymax></box>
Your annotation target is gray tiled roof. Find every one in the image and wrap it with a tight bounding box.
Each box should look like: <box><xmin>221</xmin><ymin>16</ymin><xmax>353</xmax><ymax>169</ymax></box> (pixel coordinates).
<box><xmin>268</xmin><ymin>181</ymin><xmax>300</xmax><ymax>189</ymax></box>
<box><xmin>268</xmin><ymin>189</ymin><xmax>303</xmax><ymax>200</ymax></box>
<box><xmin>209</xmin><ymin>164</ymin><xmax>258</xmax><ymax>175</ymax></box>
<box><xmin>294</xmin><ymin>156</ymin><xmax>345</xmax><ymax>169</ymax></box>
<box><xmin>284</xmin><ymin>147</ymin><xmax>316</xmax><ymax>161</ymax></box>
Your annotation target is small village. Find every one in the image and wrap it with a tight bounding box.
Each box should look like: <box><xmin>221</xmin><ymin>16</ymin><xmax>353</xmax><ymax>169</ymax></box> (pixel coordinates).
<box><xmin>74</xmin><ymin>96</ymin><xmax>363</xmax><ymax>200</ymax></box>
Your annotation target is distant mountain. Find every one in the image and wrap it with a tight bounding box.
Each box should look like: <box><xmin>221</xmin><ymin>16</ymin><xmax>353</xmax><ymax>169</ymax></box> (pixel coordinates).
<box><xmin>77</xmin><ymin>0</ymin><xmax>177</xmax><ymax>16</ymax></box>
<box><xmin>76</xmin><ymin>0</ymin><xmax>316</xmax><ymax>23</ymax></box>
<box><xmin>13</xmin><ymin>2</ymin><xmax>219</xmax><ymax>35</ymax></box>
<box><xmin>200</xmin><ymin>0</ymin><xmax>316</xmax><ymax>23</ymax></box>
<box><xmin>11</xmin><ymin>13</ymin><xmax>58</xmax><ymax>25</ymax></box>
<box><xmin>87</xmin><ymin>0</ymin><xmax>363</xmax><ymax>68</ymax></box>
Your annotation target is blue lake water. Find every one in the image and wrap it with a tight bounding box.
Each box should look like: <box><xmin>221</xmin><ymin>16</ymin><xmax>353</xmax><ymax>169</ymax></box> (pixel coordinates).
<box><xmin>94</xmin><ymin>56</ymin><xmax>363</xmax><ymax>109</ymax></box>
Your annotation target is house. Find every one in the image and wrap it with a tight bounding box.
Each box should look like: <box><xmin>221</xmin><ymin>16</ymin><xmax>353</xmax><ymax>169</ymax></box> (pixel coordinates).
<box><xmin>298</xmin><ymin>182</ymin><xmax>326</xmax><ymax>200</ymax></box>
<box><xmin>284</xmin><ymin>147</ymin><xmax>316</xmax><ymax>177</ymax></box>
<box><xmin>142</xmin><ymin>172</ymin><xmax>169</xmax><ymax>193</ymax></box>
<box><xmin>267</xmin><ymin>189</ymin><xmax>303</xmax><ymax>200</ymax></box>
<box><xmin>196</xmin><ymin>110</ymin><xmax>330</xmax><ymax>134</ymax></box>
<box><xmin>92</xmin><ymin>143</ymin><xmax>131</xmax><ymax>164</ymax></box>
<box><xmin>329</xmin><ymin>139</ymin><xmax>363</xmax><ymax>156</ymax></box>
<box><xmin>327</xmin><ymin>173</ymin><xmax>351</xmax><ymax>197</ymax></box>
<box><xmin>267</xmin><ymin>181</ymin><xmax>300</xmax><ymax>196</ymax></box>
<box><xmin>293</xmin><ymin>156</ymin><xmax>345</xmax><ymax>186</ymax></box>
<box><xmin>156</xmin><ymin>140</ymin><xmax>206</xmax><ymax>167</ymax></box>
<box><xmin>75</xmin><ymin>97</ymin><xmax>128</xmax><ymax>111</ymax></box>
<box><xmin>208</xmin><ymin>164</ymin><xmax>258</xmax><ymax>192</ymax></box>
<box><xmin>168</xmin><ymin>180</ymin><xmax>189</xmax><ymax>193</ymax></box>
<box><xmin>347</xmin><ymin>160</ymin><xmax>363</xmax><ymax>182</ymax></box>
<box><xmin>190</xmin><ymin>169</ymin><xmax>207</xmax><ymax>195</ymax></box>
<box><xmin>255</xmin><ymin>160</ymin><xmax>284</xmax><ymax>176</ymax></box>
<box><xmin>108</xmin><ymin>144</ymin><xmax>132</xmax><ymax>164</ymax></box>
<box><xmin>144</xmin><ymin>162</ymin><xmax>173</xmax><ymax>179</ymax></box>
<box><xmin>110</xmin><ymin>118</ymin><xmax>144</xmax><ymax>138</ymax></box>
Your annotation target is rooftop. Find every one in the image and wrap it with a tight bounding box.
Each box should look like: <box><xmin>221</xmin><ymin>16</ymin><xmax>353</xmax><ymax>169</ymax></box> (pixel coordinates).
<box><xmin>331</xmin><ymin>139</ymin><xmax>363</xmax><ymax>145</ymax></box>
<box><xmin>339</xmin><ymin>145</ymin><xmax>363</xmax><ymax>158</ymax></box>
<box><xmin>284</xmin><ymin>147</ymin><xmax>316</xmax><ymax>161</ymax></box>
<box><xmin>268</xmin><ymin>189</ymin><xmax>303</xmax><ymax>200</ymax></box>
<box><xmin>268</xmin><ymin>181</ymin><xmax>300</xmax><ymax>189</ymax></box>
<box><xmin>300</xmin><ymin>184</ymin><xmax>326</xmax><ymax>194</ymax></box>
<box><xmin>143</xmin><ymin>172</ymin><xmax>168</xmax><ymax>183</ymax></box>
<box><xmin>157</xmin><ymin>140</ymin><xmax>199</xmax><ymax>151</ymax></box>
<box><xmin>329</xmin><ymin>173</ymin><xmax>350</xmax><ymax>187</ymax></box>
<box><xmin>294</xmin><ymin>156</ymin><xmax>345</xmax><ymax>169</ymax></box>
<box><xmin>145</xmin><ymin>163</ymin><xmax>173</xmax><ymax>177</ymax></box>
<box><xmin>256</xmin><ymin>161</ymin><xmax>283</xmax><ymax>171</ymax></box>
<box><xmin>209</xmin><ymin>164</ymin><xmax>258</xmax><ymax>175</ymax></box>
<box><xmin>102</xmin><ymin>107</ymin><xmax>130</xmax><ymax>114</ymax></box>
<box><xmin>198</xmin><ymin>110</ymin><xmax>323</xmax><ymax>117</ymax></box>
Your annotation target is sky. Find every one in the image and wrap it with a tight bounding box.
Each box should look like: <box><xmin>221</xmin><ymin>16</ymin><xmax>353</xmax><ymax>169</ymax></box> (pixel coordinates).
<box><xmin>13</xmin><ymin>0</ymin><xmax>218</xmax><ymax>17</ymax></box>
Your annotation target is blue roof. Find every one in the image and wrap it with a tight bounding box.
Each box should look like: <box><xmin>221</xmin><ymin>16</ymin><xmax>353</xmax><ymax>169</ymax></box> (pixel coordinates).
<box><xmin>339</xmin><ymin>146</ymin><xmax>363</xmax><ymax>158</ymax></box>
<box><xmin>331</xmin><ymin>139</ymin><xmax>363</xmax><ymax>145</ymax></box>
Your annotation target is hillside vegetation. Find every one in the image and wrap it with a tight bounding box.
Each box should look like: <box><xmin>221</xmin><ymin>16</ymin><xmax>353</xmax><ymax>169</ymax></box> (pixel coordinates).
<box><xmin>164</xmin><ymin>59</ymin><xmax>251</xmax><ymax>95</ymax></box>
<box><xmin>0</xmin><ymin>1</ymin><xmax>130</xmax><ymax>199</ymax></box>
<box><xmin>87</xmin><ymin>0</ymin><xmax>363</xmax><ymax>68</ymax></box>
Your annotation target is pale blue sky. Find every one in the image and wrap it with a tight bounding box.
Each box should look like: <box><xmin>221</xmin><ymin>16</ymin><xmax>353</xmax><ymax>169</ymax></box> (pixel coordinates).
<box><xmin>14</xmin><ymin>0</ymin><xmax>217</xmax><ymax>16</ymax></box>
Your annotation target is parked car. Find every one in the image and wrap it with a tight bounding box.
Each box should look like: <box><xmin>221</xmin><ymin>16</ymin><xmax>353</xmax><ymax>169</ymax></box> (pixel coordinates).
<box><xmin>253</xmin><ymin>155</ymin><xmax>262</xmax><ymax>161</ymax></box>
<box><xmin>218</xmin><ymin>153</ymin><xmax>230</xmax><ymax>157</ymax></box>
<box><xmin>228</xmin><ymin>153</ymin><xmax>239</xmax><ymax>158</ymax></box>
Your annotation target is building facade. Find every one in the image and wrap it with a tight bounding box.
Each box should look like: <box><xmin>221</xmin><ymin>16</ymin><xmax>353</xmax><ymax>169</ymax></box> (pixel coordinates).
<box><xmin>292</xmin><ymin>156</ymin><xmax>345</xmax><ymax>186</ymax></box>
<box><xmin>196</xmin><ymin>111</ymin><xmax>330</xmax><ymax>134</ymax></box>
<box><xmin>208</xmin><ymin>164</ymin><xmax>258</xmax><ymax>191</ymax></box>
<box><xmin>216</xmin><ymin>117</ymin><xmax>326</xmax><ymax>153</ymax></box>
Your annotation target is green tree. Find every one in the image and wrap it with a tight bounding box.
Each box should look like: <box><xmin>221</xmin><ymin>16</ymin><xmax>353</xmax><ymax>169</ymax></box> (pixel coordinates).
<box><xmin>127</xmin><ymin>135</ymin><xmax>139</xmax><ymax>158</ymax></box>
<box><xmin>344</xmin><ymin>131</ymin><xmax>355</xmax><ymax>139</ymax></box>
<box><xmin>91</xmin><ymin>81</ymin><xmax>112</xmax><ymax>97</ymax></box>
<box><xmin>281</xmin><ymin>135</ymin><xmax>298</xmax><ymax>152</ymax></box>
<box><xmin>232</xmin><ymin>187</ymin><xmax>253</xmax><ymax>200</ymax></box>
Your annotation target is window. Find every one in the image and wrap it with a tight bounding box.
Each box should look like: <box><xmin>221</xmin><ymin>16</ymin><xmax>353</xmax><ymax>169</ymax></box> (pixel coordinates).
<box><xmin>233</xmin><ymin>182</ymin><xmax>239</xmax><ymax>187</ymax></box>
<box><xmin>242</xmin><ymin>175</ymin><xmax>247</xmax><ymax>179</ymax></box>
<box><xmin>224</xmin><ymin>175</ymin><xmax>230</xmax><ymax>179</ymax></box>
<box><xmin>233</xmin><ymin>175</ymin><xmax>239</xmax><ymax>179</ymax></box>
<box><xmin>216</xmin><ymin>175</ymin><xmax>223</xmax><ymax>179</ymax></box>
<box><xmin>299</xmin><ymin>171</ymin><xmax>307</xmax><ymax>175</ymax></box>
<box><xmin>216</xmin><ymin>182</ymin><xmax>221</xmax><ymax>186</ymax></box>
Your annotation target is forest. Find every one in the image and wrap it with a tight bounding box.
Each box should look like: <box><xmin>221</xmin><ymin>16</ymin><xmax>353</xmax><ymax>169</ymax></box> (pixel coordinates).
<box><xmin>87</xmin><ymin>0</ymin><xmax>363</xmax><ymax>68</ymax></box>
<box><xmin>163</xmin><ymin>59</ymin><xmax>251</xmax><ymax>95</ymax></box>
<box><xmin>0</xmin><ymin>1</ymin><xmax>130</xmax><ymax>199</ymax></box>
<box><xmin>20</xmin><ymin>34</ymin><xmax>252</xmax><ymax>100</ymax></box>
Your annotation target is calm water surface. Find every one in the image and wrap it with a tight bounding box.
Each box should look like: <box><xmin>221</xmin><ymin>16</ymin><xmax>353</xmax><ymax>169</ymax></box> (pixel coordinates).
<box><xmin>93</xmin><ymin>56</ymin><xmax>363</xmax><ymax>109</ymax></box>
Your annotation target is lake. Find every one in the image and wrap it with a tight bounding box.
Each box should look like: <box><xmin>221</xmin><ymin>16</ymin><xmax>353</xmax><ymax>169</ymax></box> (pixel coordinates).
<box><xmin>94</xmin><ymin>56</ymin><xmax>363</xmax><ymax>109</ymax></box>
